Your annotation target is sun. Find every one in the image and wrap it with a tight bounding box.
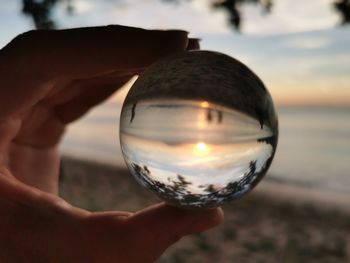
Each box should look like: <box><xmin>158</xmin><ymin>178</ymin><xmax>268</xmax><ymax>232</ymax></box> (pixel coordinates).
<box><xmin>193</xmin><ymin>142</ymin><xmax>211</xmax><ymax>156</ymax></box>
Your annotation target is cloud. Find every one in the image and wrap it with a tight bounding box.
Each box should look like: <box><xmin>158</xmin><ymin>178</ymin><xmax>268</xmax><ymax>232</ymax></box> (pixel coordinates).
<box><xmin>241</xmin><ymin>0</ymin><xmax>340</xmax><ymax>35</ymax></box>
<box><xmin>201</xmin><ymin>26</ymin><xmax>350</xmax><ymax>105</ymax></box>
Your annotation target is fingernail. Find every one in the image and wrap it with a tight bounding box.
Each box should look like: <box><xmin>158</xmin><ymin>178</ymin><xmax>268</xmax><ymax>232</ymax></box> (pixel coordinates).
<box><xmin>187</xmin><ymin>38</ymin><xmax>201</xmax><ymax>50</ymax></box>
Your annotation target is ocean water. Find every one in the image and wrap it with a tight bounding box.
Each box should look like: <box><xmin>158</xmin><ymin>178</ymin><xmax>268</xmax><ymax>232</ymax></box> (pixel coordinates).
<box><xmin>271</xmin><ymin>106</ymin><xmax>350</xmax><ymax>194</ymax></box>
<box><xmin>61</xmin><ymin>101</ymin><xmax>350</xmax><ymax>195</ymax></box>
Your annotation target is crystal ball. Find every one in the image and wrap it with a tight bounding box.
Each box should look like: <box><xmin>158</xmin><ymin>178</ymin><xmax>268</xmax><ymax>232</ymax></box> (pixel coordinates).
<box><xmin>120</xmin><ymin>50</ymin><xmax>278</xmax><ymax>208</ymax></box>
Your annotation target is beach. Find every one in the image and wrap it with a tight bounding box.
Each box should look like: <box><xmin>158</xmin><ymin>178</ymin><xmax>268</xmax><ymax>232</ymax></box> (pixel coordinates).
<box><xmin>60</xmin><ymin>156</ymin><xmax>350</xmax><ymax>262</ymax></box>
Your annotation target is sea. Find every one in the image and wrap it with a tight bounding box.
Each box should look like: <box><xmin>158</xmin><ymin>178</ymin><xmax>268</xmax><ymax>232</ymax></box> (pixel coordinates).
<box><xmin>61</xmin><ymin>97</ymin><xmax>350</xmax><ymax>197</ymax></box>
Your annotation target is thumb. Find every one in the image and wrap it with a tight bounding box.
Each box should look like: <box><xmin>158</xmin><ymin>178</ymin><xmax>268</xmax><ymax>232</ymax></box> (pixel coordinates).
<box><xmin>126</xmin><ymin>203</ymin><xmax>224</xmax><ymax>261</ymax></box>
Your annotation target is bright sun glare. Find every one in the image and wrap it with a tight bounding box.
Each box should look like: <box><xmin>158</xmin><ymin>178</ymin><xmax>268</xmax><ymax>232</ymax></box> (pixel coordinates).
<box><xmin>194</xmin><ymin>142</ymin><xmax>211</xmax><ymax>156</ymax></box>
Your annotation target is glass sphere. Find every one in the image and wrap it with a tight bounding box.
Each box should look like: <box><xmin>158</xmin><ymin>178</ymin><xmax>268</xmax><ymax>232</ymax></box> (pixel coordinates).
<box><xmin>120</xmin><ymin>50</ymin><xmax>278</xmax><ymax>208</ymax></box>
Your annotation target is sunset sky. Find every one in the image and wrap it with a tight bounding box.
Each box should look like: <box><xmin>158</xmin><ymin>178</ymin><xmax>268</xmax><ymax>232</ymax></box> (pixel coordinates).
<box><xmin>1</xmin><ymin>0</ymin><xmax>349</xmax><ymax>106</ymax></box>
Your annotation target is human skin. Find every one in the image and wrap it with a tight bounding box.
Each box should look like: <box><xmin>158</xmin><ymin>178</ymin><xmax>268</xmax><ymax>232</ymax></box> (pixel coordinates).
<box><xmin>0</xmin><ymin>25</ymin><xmax>224</xmax><ymax>262</ymax></box>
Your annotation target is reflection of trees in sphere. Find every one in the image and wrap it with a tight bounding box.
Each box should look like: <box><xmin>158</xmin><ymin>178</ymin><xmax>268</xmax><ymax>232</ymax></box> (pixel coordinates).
<box><xmin>120</xmin><ymin>51</ymin><xmax>278</xmax><ymax>208</ymax></box>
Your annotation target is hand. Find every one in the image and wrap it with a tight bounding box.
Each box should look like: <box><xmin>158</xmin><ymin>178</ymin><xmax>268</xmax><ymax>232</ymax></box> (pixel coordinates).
<box><xmin>0</xmin><ymin>25</ymin><xmax>223</xmax><ymax>262</ymax></box>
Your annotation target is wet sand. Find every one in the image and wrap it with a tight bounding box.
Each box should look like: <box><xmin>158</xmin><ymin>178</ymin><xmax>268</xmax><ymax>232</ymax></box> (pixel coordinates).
<box><xmin>60</xmin><ymin>156</ymin><xmax>350</xmax><ymax>263</ymax></box>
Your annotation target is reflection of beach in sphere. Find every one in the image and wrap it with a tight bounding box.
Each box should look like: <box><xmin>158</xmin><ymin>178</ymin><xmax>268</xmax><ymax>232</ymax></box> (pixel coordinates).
<box><xmin>120</xmin><ymin>51</ymin><xmax>278</xmax><ymax>208</ymax></box>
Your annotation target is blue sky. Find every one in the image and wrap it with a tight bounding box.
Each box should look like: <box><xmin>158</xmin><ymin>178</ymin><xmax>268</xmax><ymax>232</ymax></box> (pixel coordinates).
<box><xmin>1</xmin><ymin>0</ymin><xmax>349</xmax><ymax>106</ymax></box>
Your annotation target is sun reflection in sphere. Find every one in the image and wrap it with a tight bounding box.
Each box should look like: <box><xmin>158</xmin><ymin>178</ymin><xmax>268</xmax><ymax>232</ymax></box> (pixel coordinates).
<box><xmin>194</xmin><ymin>142</ymin><xmax>211</xmax><ymax>156</ymax></box>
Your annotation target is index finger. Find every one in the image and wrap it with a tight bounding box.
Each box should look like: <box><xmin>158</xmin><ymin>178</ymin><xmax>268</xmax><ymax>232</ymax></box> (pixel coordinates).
<box><xmin>3</xmin><ymin>25</ymin><xmax>190</xmax><ymax>79</ymax></box>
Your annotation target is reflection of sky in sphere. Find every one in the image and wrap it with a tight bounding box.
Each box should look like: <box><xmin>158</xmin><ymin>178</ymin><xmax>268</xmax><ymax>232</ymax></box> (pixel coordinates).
<box><xmin>120</xmin><ymin>99</ymin><xmax>274</xmax><ymax>195</ymax></box>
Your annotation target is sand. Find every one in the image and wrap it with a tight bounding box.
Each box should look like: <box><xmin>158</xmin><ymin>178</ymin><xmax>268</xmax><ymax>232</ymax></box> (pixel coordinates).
<box><xmin>59</xmin><ymin>156</ymin><xmax>350</xmax><ymax>263</ymax></box>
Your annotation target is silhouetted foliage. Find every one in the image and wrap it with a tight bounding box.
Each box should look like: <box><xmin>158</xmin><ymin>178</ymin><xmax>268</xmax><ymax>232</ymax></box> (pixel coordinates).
<box><xmin>204</xmin><ymin>184</ymin><xmax>218</xmax><ymax>193</ymax></box>
<box><xmin>173</xmin><ymin>174</ymin><xmax>191</xmax><ymax>192</ymax></box>
<box><xmin>22</xmin><ymin>0</ymin><xmax>59</xmax><ymax>29</ymax></box>
<box><xmin>129</xmin><ymin>159</ymin><xmax>262</xmax><ymax>208</ymax></box>
<box><xmin>213</xmin><ymin>0</ymin><xmax>242</xmax><ymax>31</ymax></box>
<box><xmin>206</xmin><ymin>108</ymin><xmax>224</xmax><ymax>124</ymax></box>
<box><xmin>20</xmin><ymin>0</ymin><xmax>350</xmax><ymax>32</ymax></box>
<box><xmin>213</xmin><ymin>0</ymin><xmax>272</xmax><ymax>31</ymax></box>
<box><xmin>206</xmin><ymin>109</ymin><xmax>212</xmax><ymax>122</ymax></box>
<box><xmin>164</xmin><ymin>0</ymin><xmax>272</xmax><ymax>31</ymax></box>
<box><xmin>130</xmin><ymin>102</ymin><xmax>137</xmax><ymax>124</ymax></box>
<box><xmin>334</xmin><ymin>0</ymin><xmax>350</xmax><ymax>24</ymax></box>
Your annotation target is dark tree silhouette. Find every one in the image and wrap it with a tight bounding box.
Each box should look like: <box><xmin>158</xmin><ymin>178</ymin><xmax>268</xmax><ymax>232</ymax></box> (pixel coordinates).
<box><xmin>206</xmin><ymin>109</ymin><xmax>212</xmax><ymax>122</ymax></box>
<box><xmin>334</xmin><ymin>0</ymin><xmax>350</xmax><ymax>24</ymax></box>
<box><xmin>172</xmin><ymin>174</ymin><xmax>191</xmax><ymax>192</ymax></box>
<box><xmin>213</xmin><ymin>0</ymin><xmax>242</xmax><ymax>30</ymax></box>
<box><xmin>20</xmin><ymin>0</ymin><xmax>350</xmax><ymax>32</ymax></box>
<box><xmin>204</xmin><ymin>184</ymin><xmax>218</xmax><ymax>193</ymax></box>
<box><xmin>217</xmin><ymin>110</ymin><xmax>223</xmax><ymax>123</ymax></box>
<box><xmin>130</xmin><ymin>102</ymin><xmax>137</xmax><ymax>124</ymax></box>
<box><xmin>22</xmin><ymin>0</ymin><xmax>59</xmax><ymax>29</ymax></box>
<box><xmin>128</xmin><ymin>158</ymin><xmax>265</xmax><ymax>208</ymax></box>
<box><xmin>164</xmin><ymin>0</ymin><xmax>273</xmax><ymax>31</ymax></box>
